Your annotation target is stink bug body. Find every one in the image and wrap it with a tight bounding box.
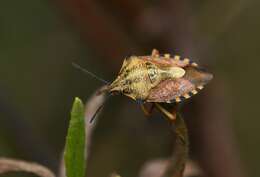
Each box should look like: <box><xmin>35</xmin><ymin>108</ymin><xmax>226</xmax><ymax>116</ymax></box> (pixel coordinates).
<box><xmin>74</xmin><ymin>49</ymin><xmax>213</xmax><ymax>122</ymax></box>
<box><xmin>104</xmin><ymin>49</ymin><xmax>213</xmax><ymax>104</ymax></box>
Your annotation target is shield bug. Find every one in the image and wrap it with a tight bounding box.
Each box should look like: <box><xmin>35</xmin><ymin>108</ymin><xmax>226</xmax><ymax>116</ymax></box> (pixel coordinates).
<box><xmin>73</xmin><ymin>49</ymin><xmax>213</xmax><ymax>122</ymax></box>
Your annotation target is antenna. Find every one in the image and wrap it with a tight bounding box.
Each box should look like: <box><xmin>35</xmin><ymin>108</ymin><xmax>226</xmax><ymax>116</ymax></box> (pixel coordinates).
<box><xmin>72</xmin><ymin>62</ymin><xmax>109</xmax><ymax>84</ymax></box>
<box><xmin>89</xmin><ymin>94</ymin><xmax>112</xmax><ymax>123</ymax></box>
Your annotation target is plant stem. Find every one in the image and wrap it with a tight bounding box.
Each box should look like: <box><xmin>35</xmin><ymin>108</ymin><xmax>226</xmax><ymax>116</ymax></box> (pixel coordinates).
<box><xmin>163</xmin><ymin>113</ymin><xmax>189</xmax><ymax>177</ymax></box>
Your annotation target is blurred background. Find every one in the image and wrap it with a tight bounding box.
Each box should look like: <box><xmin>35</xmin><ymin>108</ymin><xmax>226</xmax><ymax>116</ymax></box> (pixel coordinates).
<box><xmin>0</xmin><ymin>0</ymin><xmax>259</xmax><ymax>177</ymax></box>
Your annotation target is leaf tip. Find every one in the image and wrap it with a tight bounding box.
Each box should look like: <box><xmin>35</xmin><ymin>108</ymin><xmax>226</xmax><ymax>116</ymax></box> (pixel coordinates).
<box><xmin>74</xmin><ymin>97</ymin><xmax>83</xmax><ymax>105</ymax></box>
<box><xmin>72</xmin><ymin>97</ymin><xmax>84</xmax><ymax>111</ymax></box>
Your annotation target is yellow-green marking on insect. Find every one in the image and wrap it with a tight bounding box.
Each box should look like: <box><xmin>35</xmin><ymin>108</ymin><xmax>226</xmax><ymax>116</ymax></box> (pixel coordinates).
<box><xmin>166</xmin><ymin>66</ymin><xmax>186</xmax><ymax>78</ymax></box>
<box><xmin>174</xmin><ymin>55</ymin><xmax>180</xmax><ymax>61</ymax></box>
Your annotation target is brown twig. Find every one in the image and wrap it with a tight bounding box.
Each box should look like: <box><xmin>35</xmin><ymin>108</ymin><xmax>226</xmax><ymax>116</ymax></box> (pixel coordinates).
<box><xmin>0</xmin><ymin>157</ymin><xmax>55</xmax><ymax>177</ymax></box>
<box><xmin>163</xmin><ymin>114</ymin><xmax>189</xmax><ymax>177</ymax></box>
<box><xmin>139</xmin><ymin>113</ymin><xmax>202</xmax><ymax>177</ymax></box>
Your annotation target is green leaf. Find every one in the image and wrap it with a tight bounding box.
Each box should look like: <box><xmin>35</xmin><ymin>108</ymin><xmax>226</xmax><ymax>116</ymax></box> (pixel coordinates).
<box><xmin>64</xmin><ymin>97</ymin><xmax>86</xmax><ymax>177</ymax></box>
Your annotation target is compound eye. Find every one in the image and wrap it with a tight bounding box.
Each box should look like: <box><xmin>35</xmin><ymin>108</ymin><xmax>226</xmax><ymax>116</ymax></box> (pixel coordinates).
<box><xmin>146</xmin><ymin>62</ymin><xmax>159</xmax><ymax>83</ymax></box>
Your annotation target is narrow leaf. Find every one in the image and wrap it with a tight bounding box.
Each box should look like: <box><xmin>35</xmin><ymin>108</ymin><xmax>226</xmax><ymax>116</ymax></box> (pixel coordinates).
<box><xmin>64</xmin><ymin>97</ymin><xmax>86</xmax><ymax>177</ymax></box>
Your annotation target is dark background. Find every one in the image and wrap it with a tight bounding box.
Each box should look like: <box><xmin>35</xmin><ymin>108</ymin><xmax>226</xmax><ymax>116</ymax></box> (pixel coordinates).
<box><xmin>0</xmin><ymin>0</ymin><xmax>259</xmax><ymax>177</ymax></box>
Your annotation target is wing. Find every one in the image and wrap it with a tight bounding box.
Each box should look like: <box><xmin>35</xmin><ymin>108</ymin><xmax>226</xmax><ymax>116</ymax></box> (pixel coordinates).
<box><xmin>146</xmin><ymin>64</ymin><xmax>213</xmax><ymax>103</ymax></box>
<box><xmin>146</xmin><ymin>78</ymin><xmax>197</xmax><ymax>103</ymax></box>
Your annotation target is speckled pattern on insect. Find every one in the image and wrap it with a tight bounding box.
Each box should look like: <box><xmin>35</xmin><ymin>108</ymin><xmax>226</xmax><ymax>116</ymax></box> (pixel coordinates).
<box><xmin>105</xmin><ymin>49</ymin><xmax>213</xmax><ymax>104</ymax></box>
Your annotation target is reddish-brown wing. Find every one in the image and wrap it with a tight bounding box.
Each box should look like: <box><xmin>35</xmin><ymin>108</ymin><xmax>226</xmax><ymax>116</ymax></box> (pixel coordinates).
<box><xmin>146</xmin><ymin>78</ymin><xmax>195</xmax><ymax>103</ymax></box>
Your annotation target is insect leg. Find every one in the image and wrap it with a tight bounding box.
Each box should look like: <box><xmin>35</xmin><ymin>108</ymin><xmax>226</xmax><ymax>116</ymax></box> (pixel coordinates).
<box><xmin>155</xmin><ymin>103</ymin><xmax>176</xmax><ymax>121</ymax></box>
<box><xmin>140</xmin><ymin>103</ymin><xmax>155</xmax><ymax>117</ymax></box>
